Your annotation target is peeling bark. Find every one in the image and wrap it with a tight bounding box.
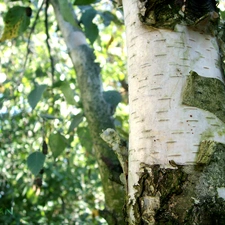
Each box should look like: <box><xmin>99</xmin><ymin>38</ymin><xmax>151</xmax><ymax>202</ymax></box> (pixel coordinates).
<box><xmin>182</xmin><ymin>71</ymin><xmax>225</xmax><ymax>123</ymax></box>
<box><xmin>131</xmin><ymin>149</ymin><xmax>225</xmax><ymax>225</ymax></box>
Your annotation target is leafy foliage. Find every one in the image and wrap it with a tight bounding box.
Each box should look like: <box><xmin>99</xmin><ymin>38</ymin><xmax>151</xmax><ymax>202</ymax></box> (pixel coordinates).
<box><xmin>0</xmin><ymin>6</ymin><xmax>31</xmax><ymax>42</ymax></box>
<box><xmin>49</xmin><ymin>132</ymin><xmax>68</xmax><ymax>159</ymax></box>
<box><xmin>28</xmin><ymin>84</ymin><xmax>48</xmax><ymax>109</ymax></box>
<box><xmin>0</xmin><ymin>0</ymin><xmax>127</xmax><ymax>224</ymax></box>
<box><xmin>74</xmin><ymin>0</ymin><xmax>98</xmax><ymax>5</ymax></box>
<box><xmin>27</xmin><ymin>151</ymin><xmax>46</xmax><ymax>175</ymax></box>
<box><xmin>58</xmin><ymin>0</ymin><xmax>79</xmax><ymax>28</ymax></box>
<box><xmin>68</xmin><ymin>113</ymin><xmax>84</xmax><ymax>133</ymax></box>
<box><xmin>60</xmin><ymin>81</ymin><xmax>76</xmax><ymax>105</ymax></box>
<box><xmin>81</xmin><ymin>6</ymin><xmax>99</xmax><ymax>44</ymax></box>
<box><xmin>103</xmin><ymin>90</ymin><xmax>122</xmax><ymax>110</ymax></box>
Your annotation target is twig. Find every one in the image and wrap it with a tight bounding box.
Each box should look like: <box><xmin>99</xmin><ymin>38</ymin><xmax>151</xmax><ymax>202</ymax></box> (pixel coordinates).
<box><xmin>45</xmin><ymin>0</ymin><xmax>55</xmax><ymax>85</ymax></box>
<box><xmin>23</xmin><ymin>0</ymin><xmax>45</xmax><ymax>71</ymax></box>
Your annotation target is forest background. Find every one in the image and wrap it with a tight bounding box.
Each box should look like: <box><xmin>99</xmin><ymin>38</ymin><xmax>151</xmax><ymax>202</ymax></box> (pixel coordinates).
<box><xmin>0</xmin><ymin>0</ymin><xmax>127</xmax><ymax>224</ymax></box>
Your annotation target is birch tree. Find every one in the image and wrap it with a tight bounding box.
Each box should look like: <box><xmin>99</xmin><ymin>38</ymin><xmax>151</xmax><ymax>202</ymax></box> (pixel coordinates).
<box><xmin>122</xmin><ymin>0</ymin><xmax>225</xmax><ymax>223</ymax></box>
<box><xmin>2</xmin><ymin>0</ymin><xmax>225</xmax><ymax>224</ymax></box>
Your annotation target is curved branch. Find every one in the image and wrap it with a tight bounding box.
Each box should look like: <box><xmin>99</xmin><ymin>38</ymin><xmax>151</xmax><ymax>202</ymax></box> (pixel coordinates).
<box><xmin>49</xmin><ymin>0</ymin><xmax>126</xmax><ymax>224</ymax></box>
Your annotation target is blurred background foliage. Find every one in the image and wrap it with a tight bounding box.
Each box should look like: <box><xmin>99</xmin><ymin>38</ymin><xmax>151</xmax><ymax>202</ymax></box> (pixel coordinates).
<box><xmin>0</xmin><ymin>0</ymin><xmax>127</xmax><ymax>224</ymax></box>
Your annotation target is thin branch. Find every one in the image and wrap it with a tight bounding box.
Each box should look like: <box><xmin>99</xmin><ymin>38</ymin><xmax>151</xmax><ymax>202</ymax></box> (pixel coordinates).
<box><xmin>23</xmin><ymin>0</ymin><xmax>45</xmax><ymax>71</ymax></box>
<box><xmin>45</xmin><ymin>0</ymin><xmax>55</xmax><ymax>85</ymax></box>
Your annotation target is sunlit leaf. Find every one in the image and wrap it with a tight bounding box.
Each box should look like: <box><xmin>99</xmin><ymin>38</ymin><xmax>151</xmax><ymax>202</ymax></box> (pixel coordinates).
<box><xmin>68</xmin><ymin>113</ymin><xmax>84</xmax><ymax>133</ymax></box>
<box><xmin>9</xmin><ymin>0</ymin><xmax>31</xmax><ymax>2</ymax></box>
<box><xmin>220</xmin><ymin>10</ymin><xmax>225</xmax><ymax>20</ymax></box>
<box><xmin>85</xmin><ymin>23</ymin><xmax>98</xmax><ymax>44</ymax></box>
<box><xmin>0</xmin><ymin>6</ymin><xmax>31</xmax><ymax>42</ymax></box>
<box><xmin>27</xmin><ymin>151</ymin><xmax>46</xmax><ymax>176</ymax></box>
<box><xmin>28</xmin><ymin>84</ymin><xmax>47</xmax><ymax>110</ymax></box>
<box><xmin>77</xmin><ymin>126</ymin><xmax>92</xmax><ymax>152</ymax></box>
<box><xmin>80</xmin><ymin>7</ymin><xmax>98</xmax><ymax>44</ymax></box>
<box><xmin>26</xmin><ymin>187</ymin><xmax>38</xmax><ymax>204</ymax></box>
<box><xmin>60</xmin><ymin>82</ymin><xmax>76</xmax><ymax>105</ymax></box>
<box><xmin>58</xmin><ymin>0</ymin><xmax>79</xmax><ymax>28</ymax></box>
<box><xmin>49</xmin><ymin>132</ymin><xmax>67</xmax><ymax>158</ymax></box>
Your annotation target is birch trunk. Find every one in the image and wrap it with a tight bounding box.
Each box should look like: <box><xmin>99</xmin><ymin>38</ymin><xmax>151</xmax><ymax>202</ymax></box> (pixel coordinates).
<box><xmin>123</xmin><ymin>0</ymin><xmax>225</xmax><ymax>224</ymax></box>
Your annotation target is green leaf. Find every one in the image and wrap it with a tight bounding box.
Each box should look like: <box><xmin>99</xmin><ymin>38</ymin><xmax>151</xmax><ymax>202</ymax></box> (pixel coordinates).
<box><xmin>99</xmin><ymin>11</ymin><xmax>122</xmax><ymax>27</ymax></box>
<box><xmin>81</xmin><ymin>8</ymin><xmax>98</xmax><ymax>44</ymax></box>
<box><xmin>0</xmin><ymin>6</ymin><xmax>31</xmax><ymax>42</ymax></box>
<box><xmin>221</xmin><ymin>10</ymin><xmax>225</xmax><ymax>21</ymax></box>
<box><xmin>27</xmin><ymin>152</ymin><xmax>46</xmax><ymax>176</ymax></box>
<box><xmin>77</xmin><ymin>126</ymin><xmax>92</xmax><ymax>152</ymax></box>
<box><xmin>35</xmin><ymin>67</ymin><xmax>45</xmax><ymax>77</ymax></box>
<box><xmin>60</xmin><ymin>82</ymin><xmax>76</xmax><ymax>105</ymax></box>
<box><xmin>58</xmin><ymin>0</ymin><xmax>79</xmax><ymax>28</ymax></box>
<box><xmin>103</xmin><ymin>90</ymin><xmax>122</xmax><ymax>109</ymax></box>
<box><xmin>85</xmin><ymin>23</ymin><xmax>98</xmax><ymax>44</ymax></box>
<box><xmin>68</xmin><ymin>113</ymin><xmax>84</xmax><ymax>133</ymax></box>
<box><xmin>74</xmin><ymin>0</ymin><xmax>97</xmax><ymax>5</ymax></box>
<box><xmin>49</xmin><ymin>132</ymin><xmax>67</xmax><ymax>158</ymax></box>
<box><xmin>28</xmin><ymin>84</ymin><xmax>47</xmax><ymax>110</ymax></box>
<box><xmin>9</xmin><ymin>0</ymin><xmax>31</xmax><ymax>2</ymax></box>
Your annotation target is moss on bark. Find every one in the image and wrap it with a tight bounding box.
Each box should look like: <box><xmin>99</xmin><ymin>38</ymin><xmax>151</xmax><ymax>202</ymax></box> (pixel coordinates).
<box><xmin>182</xmin><ymin>71</ymin><xmax>225</xmax><ymax>123</ymax></box>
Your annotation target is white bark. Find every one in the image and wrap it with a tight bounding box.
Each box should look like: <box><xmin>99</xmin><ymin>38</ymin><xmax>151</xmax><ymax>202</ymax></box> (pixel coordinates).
<box><xmin>123</xmin><ymin>0</ymin><xmax>225</xmax><ymax>223</ymax></box>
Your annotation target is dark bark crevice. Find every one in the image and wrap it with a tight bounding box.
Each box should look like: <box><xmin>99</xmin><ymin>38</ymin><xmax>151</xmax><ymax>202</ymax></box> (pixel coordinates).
<box><xmin>132</xmin><ymin>142</ymin><xmax>225</xmax><ymax>224</ymax></box>
<box><xmin>138</xmin><ymin>0</ymin><xmax>219</xmax><ymax>33</ymax></box>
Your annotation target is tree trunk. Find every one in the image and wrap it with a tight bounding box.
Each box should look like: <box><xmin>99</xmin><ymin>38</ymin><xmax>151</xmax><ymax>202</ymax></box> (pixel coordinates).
<box><xmin>123</xmin><ymin>0</ymin><xmax>225</xmax><ymax>224</ymax></box>
<box><xmin>50</xmin><ymin>0</ymin><xmax>126</xmax><ymax>224</ymax></box>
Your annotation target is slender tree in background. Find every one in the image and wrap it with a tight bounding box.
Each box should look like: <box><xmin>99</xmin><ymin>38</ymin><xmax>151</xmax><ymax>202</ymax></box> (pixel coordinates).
<box><xmin>49</xmin><ymin>0</ymin><xmax>126</xmax><ymax>224</ymax></box>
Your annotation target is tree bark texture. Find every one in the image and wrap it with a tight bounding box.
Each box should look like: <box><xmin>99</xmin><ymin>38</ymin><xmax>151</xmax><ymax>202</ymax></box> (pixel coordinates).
<box><xmin>123</xmin><ymin>0</ymin><xmax>225</xmax><ymax>224</ymax></box>
<box><xmin>50</xmin><ymin>0</ymin><xmax>126</xmax><ymax>224</ymax></box>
